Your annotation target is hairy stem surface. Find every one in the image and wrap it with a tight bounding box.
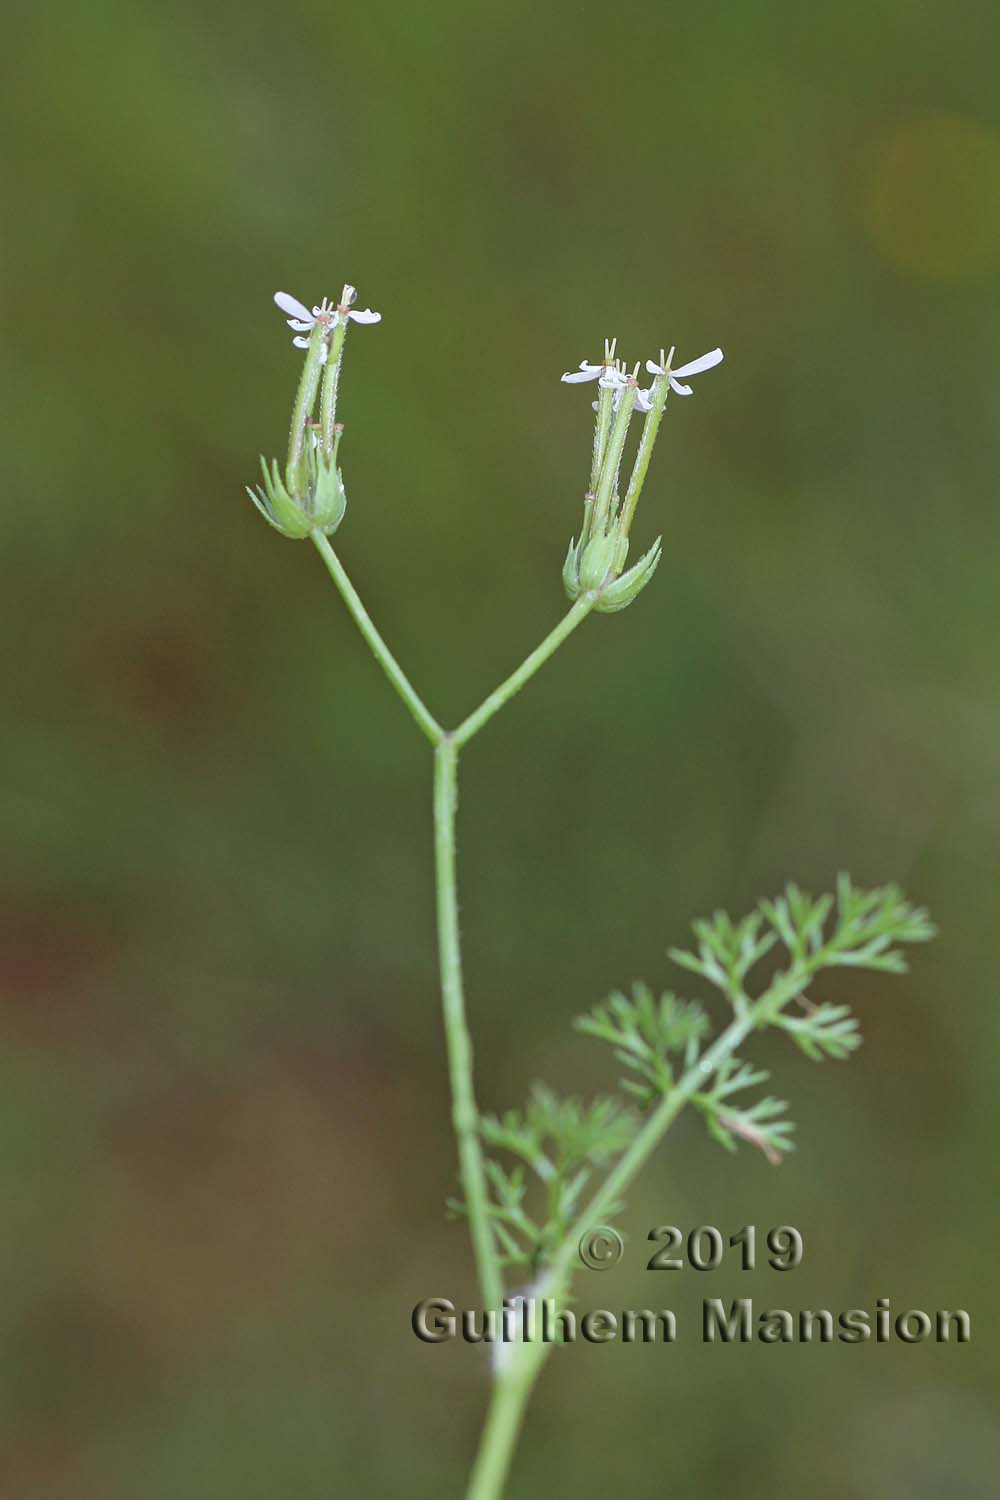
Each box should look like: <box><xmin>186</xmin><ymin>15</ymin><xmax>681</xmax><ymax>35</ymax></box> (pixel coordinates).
<box><xmin>434</xmin><ymin>736</ymin><xmax>504</xmax><ymax>1313</ymax></box>
<box><xmin>452</xmin><ymin>594</ymin><xmax>597</xmax><ymax>747</ymax></box>
<box><xmin>311</xmin><ymin>532</ymin><xmax>443</xmax><ymax>744</ymax></box>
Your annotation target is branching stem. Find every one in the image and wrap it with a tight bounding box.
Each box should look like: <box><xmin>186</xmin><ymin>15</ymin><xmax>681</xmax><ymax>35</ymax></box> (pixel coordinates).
<box><xmin>452</xmin><ymin>593</ymin><xmax>597</xmax><ymax>747</ymax></box>
<box><xmin>311</xmin><ymin>532</ymin><xmax>597</xmax><ymax>1333</ymax></box>
<box><xmin>311</xmin><ymin>532</ymin><xmax>443</xmax><ymax>744</ymax></box>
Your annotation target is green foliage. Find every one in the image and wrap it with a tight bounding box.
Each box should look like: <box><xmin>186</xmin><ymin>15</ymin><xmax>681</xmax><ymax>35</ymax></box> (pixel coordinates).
<box><xmin>669</xmin><ymin>875</ymin><xmax>935</xmax><ymax>1011</ymax></box>
<box><xmin>668</xmin><ymin>908</ymin><xmax>778</xmax><ymax>995</ymax></box>
<box><xmin>448</xmin><ymin>1159</ymin><xmax>541</xmax><ymax>1272</ymax></box>
<box><xmin>480</xmin><ymin>1084</ymin><xmax>636</xmax><ymax>1176</ymax></box>
<box><xmin>470</xmin><ymin>878</ymin><xmax>934</xmax><ymax>1271</ymax></box>
<box><xmin>574</xmin><ymin>984</ymin><xmax>711</xmax><ymax>1106</ymax></box>
<box><xmin>692</xmin><ymin>1057</ymin><xmax>795</xmax><ymax>1165</ymax></box>
<box><xmin>774</xmin><ymin>1001</ymin><xmax>861</xmax><ymax>1061</ymax></box>
<box><xmin>576</xmin><ymin>878</ymin><xmax>933</xmax><ymax>1167</ymax></box>
<box><xmin>668</xmin><ymin>877</ymin><xmax>934</xmax><ymax>996</ymax></box>
<box><xmin>452</xmin><ymin>1085</ymin><xmax>636</xmax><ymax>1271</ymax></box>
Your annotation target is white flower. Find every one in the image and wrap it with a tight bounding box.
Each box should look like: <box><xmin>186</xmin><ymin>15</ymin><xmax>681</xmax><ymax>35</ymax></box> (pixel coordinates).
<box><xmin>334</xmin><ymin>285</ymin><xmax>382</xmax><ymax>325</ymax></box>
<box><xmin>273</xmin><ymin>285</ymin><xmax>381</xmax><ymax>359</ymax></box>
<box><xmin>645</xmin><ymin>346</ymin><xmax>723</xmax><ymax>396</ymax></box>
<box><xmin>561</xmin><ymin>337</ymin><xmax>627</xmax><ymax>390</ymax></box>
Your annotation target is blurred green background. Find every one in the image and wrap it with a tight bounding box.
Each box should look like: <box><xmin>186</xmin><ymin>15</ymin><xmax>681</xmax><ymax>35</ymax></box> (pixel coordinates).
<box><xmin>3</xmin><ymin>0</ymin><xmax>998</xmax><ymax>1494</ymax></box>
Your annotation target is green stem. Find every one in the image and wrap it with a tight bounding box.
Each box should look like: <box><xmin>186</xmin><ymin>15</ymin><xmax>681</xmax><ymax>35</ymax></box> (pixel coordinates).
<box><xmin>465</xmin><ymin>1360</ymin><xmax>545</xmax><ymax>1500</ymax></box>
<box><xmin>434</xmin><ymin>738</ymin><xmax>504</xmax><ymax>1315</ymax></box>
<box><xmin>452</xmin><ymin>594</ymin><xmax>597</xmax><ymax>748</ymax></box>
<box><xmin>619</xmin><ymin>375</ymin><xmax>668</xmax><ymax>541</ymax></box>
<box><xmin>310</xmin><ymin>531</ymin><xmax>443</xmax><ymax>746</ymax></box>
<box><xmin>588</xmin><ymin>383</ymin><xmax>614</xmax><ymax>501</ymax></box>
<box><xmin>590</xmin><ymin>385</ymin><xmax>635</xmax><ymax>541</ymax></box>
<box><xmin>320</xmin><ymin>322</ymin><xmax>348</xmax><ymax>457</ymax></box>
<box><xmin>287</xmin><ymin>324</ymin><xmax>326</xmax><ymax>476</ymax></box>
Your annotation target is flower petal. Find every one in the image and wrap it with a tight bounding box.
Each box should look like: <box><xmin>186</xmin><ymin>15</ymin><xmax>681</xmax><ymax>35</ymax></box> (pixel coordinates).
<box><xmin>292</xmin><ymin>335</ymin><xmax>311</xmax><ymax>349</ymax></box>
<box><xmin>347</xmin><ymin>308</ymin><xmax>381</xmax><ymax>323</ymax></box>
<box><xmin>561</xmin><ymin>367</ymin><xmax>600</xmax><ymax>383</ymax></box>
<box><xmin>645</xmin><ymin>359</ymin><xmax>665</xmax><ymax>376</ymax></box>
<box><xmin>275</xmin><ymin>291</ymin><xmax>313</xmax><ymax>321</ymax></box>
<box><xmin>286</xmin><ymin>318</ymin><xmax>314</xmax><ymax>332</ymax></box>
<box><xmin>672</xmin><ymin>348</ymin><xmax>724</xmax><ymax>379</ymax></box>
<box><xmin>668</xmin><ymin>377</ymin><xmax>693</xmax><ymax>395</ymax></box>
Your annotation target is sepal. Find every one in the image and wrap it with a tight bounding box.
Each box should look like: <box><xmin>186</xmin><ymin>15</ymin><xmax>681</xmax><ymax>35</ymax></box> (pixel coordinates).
<box><xmin>245</xmin><ymin>448</ymin><xmax>347</xmax><ymax>540</ymax></box>
<box><xmin>562</xmin><ymin>537</ymin><xmax>582</xmax><ymax>600</ymax></box>
<box><xmin>578</xmin><ymin>532</ymin><xmax>619</xmax><ymax>592</ymax></box>
<box><xmin>246</xmin><ymin>454</ymin><xmax>312</xmax><ymax>539</ymax></box>
<box><xmin>594</xmin><ymin>537</ymin><xmax>662</xmax><ymax>613</ymax></box>
<box><xmin>311</xmin><ymin>453</ymin><xmax>348</xmax><ymax>535</ymax></box>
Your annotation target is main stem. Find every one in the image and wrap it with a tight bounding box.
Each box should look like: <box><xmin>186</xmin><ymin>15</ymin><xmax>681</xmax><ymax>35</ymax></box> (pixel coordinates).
<box><xmin>434</xmin><ymin>735</ymin><xmax>504</xmax><ymax>1313</ymax></box>
<box><xmin>464</xmin><ymin>1354</ymin><xmax>546</xmax><ymax>1500</ymax></box>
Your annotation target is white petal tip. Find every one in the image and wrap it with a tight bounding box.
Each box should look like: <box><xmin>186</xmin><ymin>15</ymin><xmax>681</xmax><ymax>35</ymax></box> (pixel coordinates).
<box><xmin>275</xmin><ymin>291</ymin><xmax>312</xmax><ymax>321</ymax></box>
<box><xmin>673</xmin><ymin>348</ymin><xmax>725</xmax><ymax>379</ymax></box>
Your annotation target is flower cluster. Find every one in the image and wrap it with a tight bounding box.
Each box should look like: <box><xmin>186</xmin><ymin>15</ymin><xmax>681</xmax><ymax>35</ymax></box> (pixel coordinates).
<box><xmin>274</xmin><ymin>286</ymin><xmax>381</xmax><ymax>361</ymax></box>
<box><xmin>560</xmin><ymin>338</ymin><xmax>723</xmax><ymax>611</ymax></box>
<box><xmin>245</xmin><ymin>289</ymin><xmax>722</xmax><ymax>583</ymax></box>
<box><xmin>246</xmin><ymin>285</ymin><xmax>381</xmax><ymax>539</ymax></box>
<box><xmin>561</xmin><ymin>340</ymin><xmax>722</xmax><ymax>409</ymax></box>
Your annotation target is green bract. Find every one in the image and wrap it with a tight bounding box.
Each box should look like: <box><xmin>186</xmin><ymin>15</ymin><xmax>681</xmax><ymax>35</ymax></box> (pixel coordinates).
<box><xmin>246</xmin><ymin>448</ymin><xmax>347</xmax><ymax>540</ymax></box>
